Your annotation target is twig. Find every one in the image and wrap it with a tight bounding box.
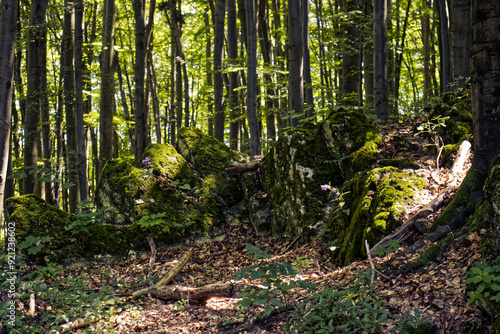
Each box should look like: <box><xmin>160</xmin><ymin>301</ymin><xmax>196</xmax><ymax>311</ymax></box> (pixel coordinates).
<box><xmin>364</xmin><ymin>240</ymin><xmax>390</xmax><ymax>284</ymax></box>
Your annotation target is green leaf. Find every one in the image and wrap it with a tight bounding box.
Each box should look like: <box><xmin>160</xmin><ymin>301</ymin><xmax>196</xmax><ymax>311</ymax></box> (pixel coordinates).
<box><xmin>253</xmin><ymin>298</ymin><xmax>268</xmax><ymax>306</ymax></box>
<box><xmin>236</xmin><ymin>299</ymin><xmax>252</xmax><ymax>309</ymax></box>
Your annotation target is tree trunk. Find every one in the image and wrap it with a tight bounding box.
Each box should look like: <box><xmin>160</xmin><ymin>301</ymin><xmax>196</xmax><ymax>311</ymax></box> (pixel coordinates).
<box><xmin>437</xmin><ymin>0</ymin><xmax>451</xmax><ymax>92</ymax></box>
<box><xmin>98</xmin><ymin>0</ymin><xmax>116</xmax><ymax>182</ymax></box>
<box><xmin>63</xmin><ymin>0</ymin><xmax>79</xmax><ymax>213</ymax></box>
<box><xmin>74</xmin><ymin>0</ymin><xmax>87</xmax><ymax>202</ymax></box>
<box><xmin>213</xmin><ymin>0</ymin><xmax>226</xmax><ymax>142</ymax></box>
<box><xmin>374</xmin><ymin>0</ymin><xmax>388</xmax><ymax>121</ymax></box>
<box><xmin>302</xmin><ymin>0</ymin><xmax>314</xmax><ymax>118</ymax></box>
<box><xmin>363</xmin><ymin>0</ymin><xmax>374</xmax><ymax>110</ymax></box>
<box><xmin>422</xmin><ymin>0</ymin><xmax>431</xmax><ymax>103</ymax></box>
<box><xmin>341</xmin><ymin>0</ymin><xmax>361</xmax><ymax>106</ymax></box>
<box><xmin>228</xmin><ymin>0</ymin><xmax>240</xmax><ymax>150</ymax></box>
<box><xmin>470</xmin><ymin>0</ymin><xmax>500</xmax><ymax>175</ymax></box>
<box><xmin>449</xmin><ymin>0</ymin><xmax>470</xmax><ymax>86</ymax></box>
<box><xmin>24</xmin><ymin>0</ymin><xmax>49</xmax><ymax>196</ymax></box>
<box><xmin>204</xmin><ymin>6</ymin><xmax>214</xmax><ymax>137</ymax></box>
<box><xmin>288</xmin><ymin>0</ymin><xmax>303</xmax><ymax>127</ymax></box>
<box><xmin>133</xmin><ymin>0</ymin><xmax>155</xmax><ymax>165</ymax></box>
<box><xmin>0</xmin><ymin>0</ymin><xmax>18</xmax><ymax>223</ymax></box>
<box><xmin>247</xmin><ymin>0</ymin><xmax>261</xmax><ymax>156</ymax></box>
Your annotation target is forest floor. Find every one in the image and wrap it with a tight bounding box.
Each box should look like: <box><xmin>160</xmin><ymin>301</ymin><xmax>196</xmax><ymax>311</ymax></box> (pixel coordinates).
<box><xmin>11</xmin><ymin>120</ymin><xmax>494</xmax><ymax>333</ymax></box>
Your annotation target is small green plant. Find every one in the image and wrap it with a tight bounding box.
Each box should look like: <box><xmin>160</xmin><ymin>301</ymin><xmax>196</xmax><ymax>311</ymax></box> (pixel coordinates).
<box><xmin>137</xmin><ymin>212</ymin><xmax>167</xmax><ymax>229</ymax></box>
<box><xmin>416</xmin><ymin>115</ymin><xmax>449</xmax><ymax>170</ymax></box>
<box><xmin>18</xmin><ymin>235</ymin><xmax>54</xmax><ymax>255</ymax></box>
<box><xmin>373</xmin><ymin>240</ymin><xmax>401</xmax><ymax>256</ymax></box>
<box><xmin>173</xmin><ymin>299</ymin><xmax>189</xmax><ymax>311</ymax></box>
<box><xmin>288</xmin><ymin>270</ymin><xmax>432</xmax><ymax>333</ymax></box>
<box><xmin>464</xmin><ymin>261</ymin><xmax>500</xmax><ymax>306</ymax></box>
<box><xmin>234</xmin><ymin>244</ymin><xmax>317</xmax><ymax>316</ymax></box>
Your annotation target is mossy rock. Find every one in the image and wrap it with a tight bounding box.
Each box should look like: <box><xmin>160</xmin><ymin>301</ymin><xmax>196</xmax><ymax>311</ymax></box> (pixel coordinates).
<box><xmin>325</xmin><ymin>167</ymin><xmax>427</xmax><ymax>266</ymax></box>
<box><xmin>320</xmin><ymin>111</ymin><xmax>382</xmax><ymax>181</ymax></box>
<box><xmin>5</xmin><ymin>194</ymin><xmax>77</xmax><ymax>263</ymax></box>
<box><xmin>5</xmin><ymin>194</ymin><xmax>149</xmax><ymax>261</ymax></box>
<box><xmin>177</xmin><ymin>127</ymin><xmax>244</xmax><ymax>206</ymax></box>
<box><xmin>95</xmin><ymin>143</ymin><xmax>219</xmax><ymax>246</ymax></box>
<box><xmin>262</xmin><ymin>127</ymin><xmax>334</xmax><ymax>236</ymax></box>
<box><xmin>427</xmin><ymin>88</ymin><xmax>472</xmax><ymax>145</ymax></box>
<box><xmin>261</xmin><ymin>111</ymin><xmax>381</xmax><ymax>237</ymax></box>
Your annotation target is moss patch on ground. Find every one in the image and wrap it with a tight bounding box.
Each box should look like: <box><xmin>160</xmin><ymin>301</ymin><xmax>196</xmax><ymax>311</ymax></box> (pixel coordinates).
<box><xmin>326</xmin><ymin>167</ymin><xmax>427</xmax><ymax>266</ymax></box>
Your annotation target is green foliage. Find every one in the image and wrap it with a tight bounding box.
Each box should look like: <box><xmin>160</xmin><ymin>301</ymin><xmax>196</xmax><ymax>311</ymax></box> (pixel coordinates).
<box><xmin>0</xmin><ymin>246</ymin><xmax>123</xmax><ymax>333</ymax></box>
<box><xmin>234</xmin><ymin>244</ymin><xmax>317</xmax><ymax>316</ymax></box>
<box><xmin>66</xmin><ymin>200</ymin><xmax>107</xmax><ymax>235</ymax></box>
<box><xmin>373</xmin><ymin>240</ymin><xmax>401</xmax><ymax>256</ymax></box>
<box><xmin>288</xmin><ymin>270</ymin><xmax>433</xmax><ymax>333</ymax></box>
<box><xmin>18</xmin><ymin>235</ymin><xmax>54</xmax><ymax>255</ymax></box>
<box><xmin>464</xmin><ymin>261</ymin><xmax>500</xmax><ymax>306</ymax></box>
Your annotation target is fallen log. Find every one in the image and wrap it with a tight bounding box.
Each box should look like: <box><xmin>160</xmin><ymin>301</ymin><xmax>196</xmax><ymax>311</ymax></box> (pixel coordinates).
<box><xmin>144</xmin><ymin>282</ymin><xmax>257</xmax><ymax>304</ymax></box>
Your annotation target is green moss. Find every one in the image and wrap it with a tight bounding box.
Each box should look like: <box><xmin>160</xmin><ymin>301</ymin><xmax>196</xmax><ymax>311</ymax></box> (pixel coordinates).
<box><xmin>177</xmin><ymin>127</ymin><xmax>243</xmax><ymax>206</ymax></box>
<box><xmin>5</xmin><ymin>194</ymin><xmax>76</xmax><ymax>263</ymax></box>
<box><xmin>379</xmin><ymin>158</ymin><xmax>421</xmax><ymax>169</ymax></box>
<box><xmin>95</xmin><ymin>144</ymin><xmax>220</xmax><ymax>248</ymax></box>
<box><xmin>327</xmin><ymin>167</ymin><xmax>426</xmax><ymax>266</ymax></box>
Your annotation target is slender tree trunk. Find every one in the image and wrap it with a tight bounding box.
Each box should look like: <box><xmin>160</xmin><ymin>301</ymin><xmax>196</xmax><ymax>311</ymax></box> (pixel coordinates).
<box><xmin>247</xmin><ymin>0</ymin><xmax>261</xmax><ymax>156</ymax></box>
<box><xmin>288</xmin><ymin>0</ymin><xmax>304</xmax><ymax>127</ymax></box>
<box><xmin>74</xmin><ymin>0</ymin><xmax>87</xmax><ymax>202</ymax></box>
<box><xmin>363</xmin><ymin>0</ymin><xmax>374</xmax><ymax>110</ymax></box>
<box><xmin>393</xmin><ymin>0</ymin><xmax>411</xmax><ymax>115</ymax></box>
<box><xmin>63</xmin><ymin>0</ymin><xmax>79</xmax><ymax>212</ymax></box>
<box><xmin>133</xmin><ymin>0</ymin><xmax>155</xmax><ymax>164</ymax></box>
<box><xmin>374</xmin><ymin>0</ymin><xmax>388</xmax><ymax>121</ymax></box>
<box><xmin>449</xmin><ymin>0</ymin><xmax>470</xmax><ymax>86</ymax></box>
<box><xmin>438</xmin><ymin>0</ymin><xmax>451</xmax><ymax>92</ymax></box>
<box><xmin>341</xmin><ymin>0</ymin><xmax>361</xmax><ymax>106</ymax></box>
<box><xmin>204</xmin><ymin>5</ymin><xmax>214</xmax><ymax>137</ymax></box>
<box><xmin>214</xmin><ymin>0</ymin><xmax>226</xmax><ymax>142</ymax></box>
<box><xmin>228</xmin><ymin>0</ymin><xmax>240</xmax><ymax>150</ymax></box>
<box><xmin>98</xmin><ymin>0</ymin><xmax>116</xmax><ymax>180</ymax></box>
<box><xmin>422</xmin><ymin>0</ymin><xmax>431</xmax><ymax>103</ymax></box>
<box><xmin>24</xmin><ymin>0</ymin><xmax>49</xmax><ymax>196</ymax></box>
<box><xmin>0</xmin><ymin>0</ymin><xmax>18</xmax><ymax>223</ymax></box>
<box><xmin>302</xmin><ymin>0</ymin><xmax>314</xmax><ymax>118</ymax></box>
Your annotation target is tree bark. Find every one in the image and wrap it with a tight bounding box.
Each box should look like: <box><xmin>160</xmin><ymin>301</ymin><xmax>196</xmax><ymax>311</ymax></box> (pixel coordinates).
<box><xmin>98</xmin><ymin>0</ymin><xmax>116</xmax><ymax>181</ymax></box>
<box><xmin>24</xmin><ymin>0</ymin><xmax>49</xmax><ymax>196</ymax></box>
<box><xmin>438</xmin><ymin>0</ymin><xmax>451</xmax><ymax>92</ymax></box>
<box><xmin>449</xmin><ymin>0</ymin><xmax>470</xmax><ymax>86</ymax></box>
<box><xmin>213</xmin><ymin>0</ymin><xmax>226</xmax><ymax>142</ymax></box>
<box><xmin>0</xmin><ymin>0</ymin><xmax>18</xmax><ymax>223</ymax></box>
<box><xmin>374</xmin><ymin>0</ymin><xmax>388</xmax><ymax>121</ymax></box>
<box><xmin>133</xmin><ymin>0</ymin><xmax>155</xmax><ymax>165</ymax></box>
<box><xmin>74</xmin><ymin>0</ymin><xmax>87</xmax><ymax>202</ymax></box>
<box><xmin>470</xmin><ymin>0</ymin><xmax>500</xmax><ymax>175</ymax></box>
<box><xmin>288</xmin><ymin>0</ymin><xmax>304</xmax><ymax>127</ymax></box>
<box><xmin>228</xmin><ymin>0</ymin><xmax>240</xmax><ymax>150</ymax></box>
<box><xmin>247</xmin><ymin>0</ymin><xmax>261</xmax><ymax>156</ymax></box>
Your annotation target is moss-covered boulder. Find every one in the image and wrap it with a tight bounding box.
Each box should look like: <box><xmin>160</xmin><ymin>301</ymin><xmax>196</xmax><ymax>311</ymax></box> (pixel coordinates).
<box><xmin>5</xmin><ymin>194</ymin><xmax>150</xmax><ymax>262</ymax></box>
<box><xmin>320</xmin><ymin>111</ymin><xmax>382</xmax><ymax>182</ymax></box>
<box><xmin>325</xmin><ymin>167</ymin><xmax>427</xmax><ymax>266</ymax></box>
<box><xmin>95</xmin><ymin>143</ymin><xmax>219</xmax><ymax>245</ymax></box>
<box><xmin>5</xmin><ymin>195</ymin><xmax>77</xmax><ymax>263</ymax></box>
<box><xmin>176</xmin><ymin>127</ymin><xmax>244</xmax><ymax>206</ymax></box>
<box><xmin>261</xmin><ymin>111</ymin><xmax>381</xmax><ymax>236</ymax></box>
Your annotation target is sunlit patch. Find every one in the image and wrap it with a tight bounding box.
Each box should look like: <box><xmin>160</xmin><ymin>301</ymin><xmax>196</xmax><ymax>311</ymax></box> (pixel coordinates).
<box><xmin>205</xmin><ymin>297</ymin><xmax>241</xmax><ymax>310</ymax></box>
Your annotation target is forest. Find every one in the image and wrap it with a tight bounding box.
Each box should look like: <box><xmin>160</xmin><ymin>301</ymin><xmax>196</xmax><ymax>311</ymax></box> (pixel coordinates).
<box><xmin>0</xmin><ymin>0</ymin><xmax>500</xmax><ymax>333</ymax></box>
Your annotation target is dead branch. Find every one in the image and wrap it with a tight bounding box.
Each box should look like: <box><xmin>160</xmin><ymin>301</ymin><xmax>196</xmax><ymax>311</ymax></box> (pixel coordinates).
<box><xmin>57</xmin><ymin>316</ymin><xmax>103</xmax><ymax>333</ymax></box>
<box><xmin>225</xmin><ymin>161</ymin><xmax>261</xmax><ymax>173</ymax></box>
<box><xmin>364</xmin><ymin>240</ymin><xmax>390</xmax><ymax>284</ymax></box>
<box><xmin>451</xmin><ymin>140</ymin><xmax>471</xmax><ymax>176</ymax></box>
<box><xmin>132</xmin><ymin>248</ymin><xmax>193</xmax><ymax>298</ymax></box>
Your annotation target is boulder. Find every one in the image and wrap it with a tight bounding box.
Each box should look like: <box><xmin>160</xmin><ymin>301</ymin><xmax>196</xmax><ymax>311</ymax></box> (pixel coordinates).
<box><xmin>325</xmin><ymin>167</ymin><xmax>427</xmax><ymax>266</ymax></box>
<box><xmin>95</xmin><ymin>143</ymin><xmax>220</xmax><ymax>245</ymax></box>
<box><xmin>261</xmin><ymin>111</ymin><xmax>381</xmax><ymax>236</ymax></box>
